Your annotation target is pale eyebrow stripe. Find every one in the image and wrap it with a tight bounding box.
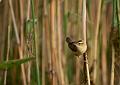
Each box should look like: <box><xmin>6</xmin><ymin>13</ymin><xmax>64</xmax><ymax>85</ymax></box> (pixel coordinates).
<box><xmin>78</xmin><ymin>42</ymin><xmax>83</xmax><ymax>44</ymax></box>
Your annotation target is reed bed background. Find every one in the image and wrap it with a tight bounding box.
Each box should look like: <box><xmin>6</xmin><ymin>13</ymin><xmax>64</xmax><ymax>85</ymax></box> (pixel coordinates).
<box><xmin>0</xmin><ymin>0</ymin><xmax>120</xmax><ymax>85</ymax></box>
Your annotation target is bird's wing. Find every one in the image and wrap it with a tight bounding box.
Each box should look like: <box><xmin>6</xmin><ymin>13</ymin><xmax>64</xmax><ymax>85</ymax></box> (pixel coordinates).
<box><xmin>68</xmin><ymin>43</ymin><xmax>78</xmax><ymax>52</ymax></box>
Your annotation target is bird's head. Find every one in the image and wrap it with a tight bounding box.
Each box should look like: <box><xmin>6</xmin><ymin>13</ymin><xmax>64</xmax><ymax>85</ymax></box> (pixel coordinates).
<box><xmin>66</xmin><ymin>37</ymin><xmax>87</xmax><ymax>56</ymax></box>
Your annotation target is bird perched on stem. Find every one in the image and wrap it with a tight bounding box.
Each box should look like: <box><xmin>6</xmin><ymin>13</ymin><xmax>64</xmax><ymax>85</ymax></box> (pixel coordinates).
<box><xmin>66</xmin><ymin>37</ymin><xmax>87</xmax><ymax>56</ymax></box>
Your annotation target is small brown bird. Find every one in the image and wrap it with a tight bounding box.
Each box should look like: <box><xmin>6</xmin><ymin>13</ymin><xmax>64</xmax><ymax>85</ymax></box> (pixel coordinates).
<box><xmin>66</xmin><ymin>37</ymin><xmax>87</xmax><ymax>56</ymax></box>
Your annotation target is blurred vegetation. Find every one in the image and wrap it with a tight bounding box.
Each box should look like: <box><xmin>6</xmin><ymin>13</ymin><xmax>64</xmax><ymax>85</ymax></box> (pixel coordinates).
<box><xmin>0</xmin><ymin>0</ymin><xmax>120</xmax><ymax>85</ymax></box>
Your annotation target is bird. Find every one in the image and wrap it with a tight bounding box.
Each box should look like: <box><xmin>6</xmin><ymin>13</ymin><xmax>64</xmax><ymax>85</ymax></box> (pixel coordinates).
<box><xmin>66</xmin><ymin>37</ymin><xmax>87</xmax><ymax>56</ymax></box>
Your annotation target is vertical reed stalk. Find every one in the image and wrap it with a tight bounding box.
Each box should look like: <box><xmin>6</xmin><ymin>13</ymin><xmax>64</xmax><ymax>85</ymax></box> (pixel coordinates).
<box><xmin>4</xmin><ymin>16</ymin><xmax>11</xmax><ymax>85</ymax></box>
<box><xmin>9</xmin><ymin>0</ymin><xmax>27</xmax><ymax>85</ymax></box>
<box><xmin>82</xmin><ymin>0</ymin><xmax>86</xmax><ymax>43</ymax></box>
<box><xmin>75</xmin><ymin>57</ymin><xmax>80</xmax><ymax>85</ymax></box>
<box><xmin>42</xmin><ymin>0</ymin><xmax>48</xmax><ymax>85</ymax></box>
<box><xmin>93</xmin><ymin>0</ymin><xmax>102</xmax><ymax>84</ymax></box>
<box><xmin>8</xmin><ymin>0</ymin><xmax>20</xmax><ymax>44</ymax></box>
<box><xmin>101</xmin><ymin>6</ymin><xmax>107</xmax><ymax>85</ymax></box>
<box><xmin>26</xmin><ymin>0</ymin><xmax>31</xmax><ymax>84</ymax></box>
<box><xmin>19</xmin><ymin>0</ymin><xmax>27</xmax><ymax>85</ymax></box>
<box><xmin>43</xmin><ymin>0</ymin><xmax>52</xmax><ymax>84</ymax></box>
<box><xmin>75</xmin><ymin>1</ymin><xmax>83</xmax><ymax>85</ymax></box>
<box><xmin>82</xmin><ymin>0</ymin><xmax>90</xmax><ymax>85</ymax></box>
<box><xmin>110</xmin><ymin>44</ymin><xmax>115</xmax><ymax>85</ymax></box>
<box><xmin>57</xmin><ymin>0</ymin><xmax>66</xmax><ymax>85</ymax></box>
<box><xmin>50</xmin><ymin>0</ymin><xmax>58</xmax><ymax>85</ymax></box>
<box><xmin>42</xmin><ymin>18</ymin><xmax>46</xmax><ymax>85</ymax></box>
<box><xmin>26</xmin><ymin>0</ymin><xmax>31</xmax><ymax>20</ymax></box>
<box><xmin>31</xmin><ymin>0</ymin><xmax>40</xmax><ymax>85</ymax></box>
<box><xmin>83</xmin><ymin>0</ymin><xmax>90</xmax><ymax>85</ymax></box>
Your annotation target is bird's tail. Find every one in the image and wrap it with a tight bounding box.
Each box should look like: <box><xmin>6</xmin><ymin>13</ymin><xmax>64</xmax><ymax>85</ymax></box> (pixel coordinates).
<box><xmin>66</xmin><ymin>37</ymin><xmax>73</xmax><ymax>43</ymax></box>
